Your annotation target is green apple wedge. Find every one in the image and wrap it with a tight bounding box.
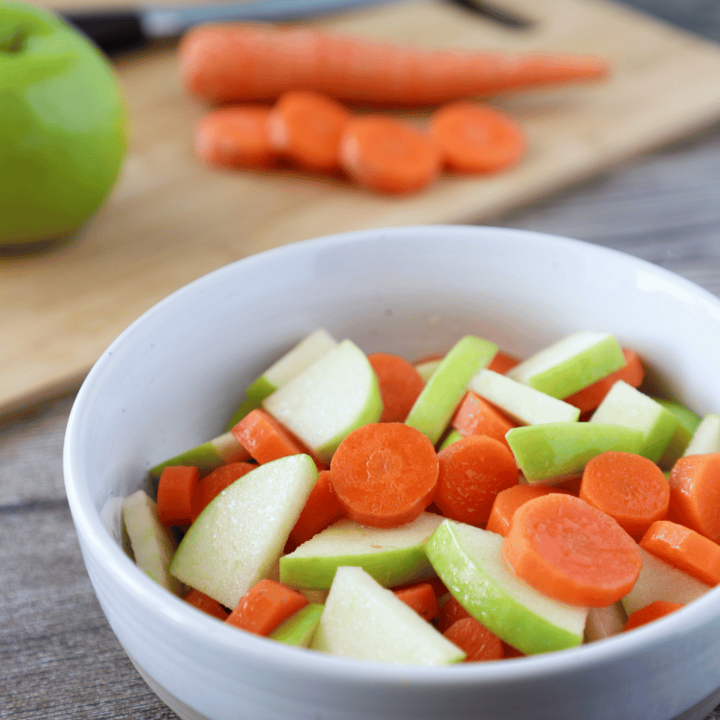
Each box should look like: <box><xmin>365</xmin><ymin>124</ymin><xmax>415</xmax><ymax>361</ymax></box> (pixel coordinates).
<box><xmin>122</xmin><ymin>489</ymin><xmax>182</xmax><ymax>595</ymax></box>
<box><xmin>279</xmin><ymin>512</ymin><xmax>445</xmax><ymax>590</ymax></box>
<box><xmin>590</xmin><ymin>380</ymin><xmax>679</xmax><ymax>463</ymax></box>
<box><xmin>262</xmin><ymin>339</ymin><xmax>382</xmax><ymax>465</ymax></box>
<box><xmin>683</xmin><ymin>413</ymin><xmax>720</xmax><ymax>456</ymax></box>
<box><xmin>269</xmin><ymin>603</ymin><xmax>324</xmax><ymax>647</ymax></box>
<box><xmin>226</xmin><ymin>328</ymin><xmax>337</xmax><ymax>429</ymax></box>
<box><xmin>310</xmin><ymin>566</ymin><xmax>465</xmax><ymax>665</ymax></box>
<box><xmin>654</xmin><ymin>399</ymin><xmax>701</xmax><ymax>469</ymax></box>
<box><xmin>505</xmin><ymin>422</ymin><xmax>644</xmax><ymax>484</ymax></box>
<box><xmin>506</xmin><ymin>331</ymin><xmax>626</xmax><ymax>399</ymax></box>
<box><xmin>170</xmin><ymin>454</ymin><xmax>317</xmax><ymax>609</ymax></box>
<box><xmin>425</xmin><ymin>520</ymin><xmax>587</xmax><ymax>655</ymax></box>
<box><xmin>405</xmin><ymin>335</ymin><xmax>498</xmax><ymax>445</ymax></box>
<box><xmin>468</xmin><ymin>369</ymin><xmax>580</xmax><ymax>426</ymax></box>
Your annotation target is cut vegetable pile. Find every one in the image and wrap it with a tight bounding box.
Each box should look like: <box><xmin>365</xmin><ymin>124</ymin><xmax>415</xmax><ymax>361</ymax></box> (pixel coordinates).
<box><xmin>122</xmin><ymin>328</ymin><xmax>720</xmax><ymax>665</ymax></box>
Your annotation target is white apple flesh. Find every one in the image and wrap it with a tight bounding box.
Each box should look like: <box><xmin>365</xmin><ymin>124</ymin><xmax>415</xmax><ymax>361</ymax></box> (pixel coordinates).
<box><xmin>683</xmin><ymin>413</ymin><xmax>720</xmax><ymax>456</ymax></box>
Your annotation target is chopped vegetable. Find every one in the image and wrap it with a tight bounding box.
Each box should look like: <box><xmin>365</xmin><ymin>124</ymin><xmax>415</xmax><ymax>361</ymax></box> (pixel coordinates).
<box><xmin>442</xmin><ymin>616</ymin><xmax>504</xmax><ymax>662</ymax></box>
<box><xmin>156</xmin><ymin>465</ymin><xmax>200</xmax><ymax>527</ymax></box>
<box><xmin>226</xmin><ymin>579</ymin><xmax>309</xmax><ymax>636</ymax></box>
<box><xmin>624</xmin><ymin>600</ymin><xmax>684</xmax><ymax>632</ymax></box>
<box><xmin>368</xmin><ymin>351</ymin><xmax>426</xmax><ymax>423</ymax></box>
<box><xmin>668</xmin><ymin>453</ymin><xmax>720</xmax><ymax>542</ymax></box>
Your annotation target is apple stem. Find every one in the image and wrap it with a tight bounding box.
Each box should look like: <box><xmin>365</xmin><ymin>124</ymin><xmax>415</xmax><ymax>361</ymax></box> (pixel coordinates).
<box><xmin>0</xmin><ymin>27</ymin><xmax>27</xmax><ymax>54</ymax></box>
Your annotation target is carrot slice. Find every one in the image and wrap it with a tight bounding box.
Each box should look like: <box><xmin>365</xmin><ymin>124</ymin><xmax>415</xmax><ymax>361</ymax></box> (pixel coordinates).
<box><xmin>368</xmin><ymin>352</ymin><xmax>426</xmax><ymax>423</ymax></box>
<box><xmin>486</xmin><ymin>350</ymin><xmax>521</xmax><ymax>374</ymax></box>
<box><xmin>624</xmin><ymin>600</ymin><xmax>684</xmax><ymax>632</ymax></box>
<box><xmin>339</xmin><ymin>115</ymin><xmax>441</xmax><ymax>194</ymax></box>
<box><xmin>450</xmin><ymin>391</ymin><xmax>518</xmax><ymax>449</ymax></box>
<box><xmin>393</xmin><ymin>582</ymin><xmax>440</xmax><ymax>621</ymax></box>
<box><xmin>485</xmin><ymin>483</ymin><xmax>571</xmax><ymax>537</ymax></box>
<box><xmin>429</xmin><ymin>102</ymin><xmax>525</xmax><ymax>174</ymax></box>
<box><xmin>668</xmin><ymin>453</ymin><xmax>720</xmax><ymax>543</ymax></box>
<box><xmin>443</xmin><ymin>617</ymin><xmax>504</xmax><ymax>662</ymax></box>
<box><xmin>329</xmin><ymin>422</ymin><xmax>439</xmax><ymax>528</ymax></box>
<box><xmin>579</xmin><ymin>451</ymin><xmax>670</xmax><ymax>538</ymax></box>
<box><xmin>503</xmin><ymin>493</ymin><xmax>643</xmax><ymax>606</ymax></box>
<box><xmin>184</xmin><ymin>588</ymin><xmax>230</xmax><ymax>620</ymax></box>
<box><xmin>287</xmin><ymin>469</ymin><xmax>344</xmax><ymax>549</ymax></box>
<box><xmin>191</xmin><ymin>461</ymin><xmax>256</xmax><ymax>522</ymax></box>
<box><xmin>267</xmin><ymin>90</ymin><xmax>352</xmax><ymax>172</ymax></box>
<box><xmin>194</xmin><ymin>105</ymin><xmax>277</xmax><ymax>169</ymax></box>
<box><xmin>226</xmin><ymin>579</ymin><xmax>309</xmax><ymax>636</ymax></box>
<box><xmin>639</xmin><ymin>520</ymin><xmax>720</xmax><ymax>587</ymax></box>
<box><xmin>156</xmin><ymin>465</ymin><xmax>200</xmax><ymax>526</ymax></box>
<box><xmin>434</xmin><ymin>435</ymin><xmax>518</xmax><ymax>527</ymax></box>
<box><xmin>436</xmin><ymin>593</ymin><xmax>471</xmax><ymax>633</ymax></box>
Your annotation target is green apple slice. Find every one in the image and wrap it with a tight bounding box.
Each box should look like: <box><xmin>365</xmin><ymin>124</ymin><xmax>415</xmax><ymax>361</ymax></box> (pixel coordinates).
<box><xmin>310</xmin><ymin>566</ymin><xmax>465</xmax><ymax>665</ymax></box>
<box><xmin>590</xmin><ymin>381</ymin><xmax>679</xmax><ymax>463</ymax></box>
<box><xmin>269</xmin><ymin>603</ymin><xmax>324</xmax><ymax>647</ymax></box>
<box><xmin>506</xmin><ymin>331</ymin><xmax>626</xmax><ymax>399</ymax></box>
<box><xmin>226</xmin><ymin>328</ymin><xmax>337</xmax><ymax>429</ymax></box>
<box><xmin>279</xmin><ymin>512</ymin><xmax>445</xmax><ymax>590</ymax></box>
<box><xmin>405</xmin><ymin>335</ymin><xmax>498</xmax><ymax>445</ymax></box>
<box><xmin>584</xmin><ymin>603</ymin><xmax>627</xmax><ymax>643</ymax></box>
<box><xmin>425</xmin><ymin>520</ymin><xmax>587</xmax><ymax>655</ymax></box>
<box><xmin>122</xmin><ymin>489</ymin><xmax>182</xmax><ymax>595</ymax></box>
<box><xmin>438</xmin><ymin>429</ymin><xmax>463</xmax><ymax>450</ymax></box>
<box><xmin>262</xmin><ymin>339</ymin><xmax>382</xmax><ymax>464</ymax></box>
<box><xmin>468</xmin><ymin>369</ymin><xmax>580</xmax><ymax>426</ymax></box>
<box><xmin>505</xmin><ymin>422</ymin><xmax>644</xmax><ymax>484</ymax></box>
<box><xmin>654</xmin><ymin>399</ymin><xmax>701</xmax><ymax>469</ymax></box>
<box><xmin>170</xmin><ymin>454</ymin><xmax>317</xmax><ymax>608</ymax></box>
<box><xmin>683</xmin><ymin>413</ymin><xmax>720</xmax><ymax>456</ymax></box>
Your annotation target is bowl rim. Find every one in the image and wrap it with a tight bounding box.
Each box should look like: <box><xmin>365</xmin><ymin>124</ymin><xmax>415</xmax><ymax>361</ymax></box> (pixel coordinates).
<box><xmin>64</xmin><ymin>223</ymin><xmax>720</xmax><ymax>686</ymax></box>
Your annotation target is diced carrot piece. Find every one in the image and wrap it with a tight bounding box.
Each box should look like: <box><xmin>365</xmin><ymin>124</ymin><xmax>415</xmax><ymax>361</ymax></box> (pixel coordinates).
<box><xmin>443</xmin><ymin>617</ymin><xmax>504</xmax><ymax>662</ymax></box>
<box><xmin>393</xmin><ymin>582</ymin><xmax>440</xmax><ymax>621</ymax></box>
<box><xmin>668</xmin><ymin>453</ymin><xmax>720</xmax><ymax>543</ymax></box>
<box><xmin>184</xmin><ymin>588</ymin><xmax>230</xmax><ymax>621</ymax></box>
<box><xmin>287</xmin><ymin>469</ymin><xmax>344</xmax><ymax>549</ymax></box>
<box><xmin>226</xmin><ymin>579</ymin><xmax>309</xmax><ymax>636</ymax></box>
<box><xmin>450</xmin><ymin>391</ymin><xmax>518</xmax><ymax>449</ymax></box>
<box><xmin>624</xmin><ymin>600</ymin><xmax>684</xmax><ymax>632</ymax></box>
<box><xmin>157</xmin><ymin>465</ymin><xmax>201</xmax><ymax>526</ymax></box>
<box><xmin>368</xmin><ymin>352</ymin><xmax>426</xmax><ymax>423</ymax></box>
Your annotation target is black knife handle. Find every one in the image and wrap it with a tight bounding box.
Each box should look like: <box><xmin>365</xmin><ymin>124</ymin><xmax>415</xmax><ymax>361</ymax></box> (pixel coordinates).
<box><xmin>62</xmin><ymin>10</ymin><xmax>147</xmax><ymax>55</ymax></box>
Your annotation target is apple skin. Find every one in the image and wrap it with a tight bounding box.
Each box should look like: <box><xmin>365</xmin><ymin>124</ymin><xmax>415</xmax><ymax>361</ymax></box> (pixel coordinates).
<box><xmin>0</xmin><ymin>1</ymin><xmax>128</xmax><ymax>245</ymax></box>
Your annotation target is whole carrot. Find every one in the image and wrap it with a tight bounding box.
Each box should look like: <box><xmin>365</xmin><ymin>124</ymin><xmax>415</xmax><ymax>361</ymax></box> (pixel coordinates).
<box><xmin>179</xmin><ymin>24</ymin><xmax>610</xmax><ymax>107</ymax></box>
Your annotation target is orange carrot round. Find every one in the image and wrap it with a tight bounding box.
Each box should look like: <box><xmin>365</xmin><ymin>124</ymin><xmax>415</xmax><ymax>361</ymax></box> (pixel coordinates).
<box><xmin>267</xmin><ymin>90</ymin><xmax>352</xmax><ymax>172</ymax></box>
<box><xmin>668</xmin><ymin>453</ymin><xmax>720</xmax><ymax>543</ymax></box>
<box><xmin>503</xmin><ymin>493</ymin><xmax>643</xmax><ymax>607</ymax></box>
<box><xmin>434</xmin><ymin>435</ymin><xmax>518</xmax><ymax>527</ymax></box>
<box><xmin>287</xmin><ymin>469</ymin><xmax>344</xmax><ymax>549</ymax></box>
<box><xmin>194</xmin><ymin>105</ymin><xmax>277</xmax><ymax>169</ymax></box>
<box><xmin>485</xmin><ymin>483</ymin><xmax>570</xmax><ymax>537</ymax></box>
<box><xmin>226</xmin><ymin>579</ymin><xmax>308</xmax><ymax>636</ymax></box>
<box><xmin>450</xmin><ymin>390</ymin><xmax>517</xmax><ymax>449</ymax></box>
<box><xmin>624</xmin><ymin>600</ymin><xmax>684</xmax><ymax>632</ymax></box>
<box><xmin>443</xmin><ymin>617</ymin><xmax>504</xmax><ymax>662</ymax></box>
<box><xmin>640</xmin><ymin>520</ymin><xmax>720</xmax><ymax>587</ymax></box>
<box><xmin>156</xmin><ymin>465</ymin><xmax>200</xmax><ymax>526</ymax></box>
<box><xmin>429</xmin><ymin>102</ymin><xmax>525</xmax><ymax>174</ymax></box>
<box><xmin>393</xmin><ymin>582</ymin><xmax>440</xmax><ymax>621</ymax></box>
<box><xmin>436</xmin><ymin>593</ymin><xmax>472</xmax><ymax>633</ymax></box>
<box><xmin>191</xmin><ymin>461</ymin><xmax>256</xmax><ymax>522</ymax></box>
<box><xmin>368</xmin><ymin>352</ymin><xmax>426</xmax><ymax>423</ymax></box>
<box><xmin>579</xmin><ymin>451</ymin><xmax>670</xmax><ymax>538</ymax></box>
<box><xmin>339</xmin><ymin>115</ymin><xmax>441</xmax><ymax>194</ymax></box>
<box><xmin>329</xmin><ymin>422</ymin><xmax>439</xmax><ymax>528</ymax></box>
<box><xmin>184</xmin><ymin>588</ymin><xmax>230</xmax><ymax>620</ymax></box>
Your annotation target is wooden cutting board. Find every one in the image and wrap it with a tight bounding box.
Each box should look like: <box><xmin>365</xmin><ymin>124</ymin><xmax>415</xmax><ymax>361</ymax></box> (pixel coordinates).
<box><xmin>4</xmin><ymin>0</ymin><xmax>720</xmax><ymax>417</ymax></box>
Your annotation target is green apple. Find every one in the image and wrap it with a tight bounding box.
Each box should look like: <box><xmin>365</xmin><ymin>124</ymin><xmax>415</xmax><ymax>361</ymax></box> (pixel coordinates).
<box><xmin>654</xmin><ymin>399</ymin><xmax>701</xmax><ymax>469</ymax></box>
<box><xmin>310</xmin><ymin>566</ymin><xmax>465</xmax><ymax>665</ymax></box>
<box><xmin>468</xmin><ymin>369</ymin><xmax>581</xmax><ymax>425</ymax></box>
<box><xmin>262</xmin><ymin>339</ymin><xmax>382</xmax><ymax>464</ymax></box>
<box><xmin>405</xmin><ymin>335</ymin><xmax>498</xmax><ymax>445</ymax></box>
<box><xmin>425</xmin><ymin>520</ymin><xmax>587</xmax><ymax>655</ymax></box>
<box><xmin>505</xmin><ymin>422</ymin><xmax>644</xmax><ymax>484</ymax></box>
<box><xmin>0</xmin><ymin>1</ymin><xmax>127</xmax><ymax>245</ymax></box>
<box><xmin>279</xmin><ymin>512</ymin><xmax>445</xmax><ymax>590</ymax></box>
<box><xmin>226</xmin><ymin>329</ymin><xmax>337</xmax><ymax>429</ymax></box>
<box><xmin>506</xmin><ymin>332</ymin><xmax>626</xmax><ymax>399</ymax></box>
<box><xmin>590</xmin><ymin>381</ymin><xmax>679</xmax><ymax>463</ymax></box>
<box><xmin>122</xmin><ymin>489</ymin><xmax>182</xmax><ymax>595</ymax></box>
<box><xmin>621</xmin><ymin>547</ymin><xmax>711</xmax><ymax>617</ymax></box>
<box><xmin>584</xmin><ymin>603</ymin><xmax>627</xmax><ymax>643</ymax></box>
<box><xmin>438</xmin><ymin>429</ymin><xmax>463</xmax><ymax>450</ymax></box>
<box><xmin>169</xmin><ymin>454</ymin><xmax>317</xmax><ymax>609</ymax></box>
<box><xmin>269</xmin><ymin>603</ymin><xmax>324</xmax><ymax>647</ymax></box>
<box><xmin>683</xmin><ymin>412</ymin><xmax>720</xmax><ymax>456</ymax></box>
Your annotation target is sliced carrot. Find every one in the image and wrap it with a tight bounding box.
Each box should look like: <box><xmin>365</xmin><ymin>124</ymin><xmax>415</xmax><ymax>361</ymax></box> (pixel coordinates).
<box><xmin>184</xmin><ymin>588</ymin><xmax>230</xmax><ymax>621</ymax></box>
<box><xmin>267</xmin><ymin>90</ymin><xmax>352</xmax><ymax>172</ymax></box>
<box><xmin>502</xmin><ymin>642</ymin><xmax>525</xmax><ymax>658</ymax></box>
<box><xmin>429</xmin><ymin>102</ymin><xmax>525</xmax><ymax>174</ymax></box>
<box><xmin>194</xmin><ymin>105</ymin><xmax>277</xmax><ymax>169</ymax></box>
<box><xmin>191</xmin><ymin>461</ymin><xmax>256</xmax><ymax>522</ymax></box>
<box><xmin>156</xmin><ymin>465</ymin><xmax>200</xmax><ymax>526</ymax></box>
<box><xmin>434</xmin><ymin>435</ymin><xmax>518</xmax><ymax>527</ymax></box>
<box><xmin>443</xmin><ymin>617</ymin><xmax>504</xmax><ymax>662</ymax></box>
<box><xmin>287</xmin><ymin>469</ymin><xmax>344</xmax><ymax>550</ymax></box>
<box><xmin>226</xmin><ymin>579</ymin><xmax>309</xmax><ymax>636</ymax></box>
<box><xmin>668</xmin><ymin>453</ymin><xmax>720</xmax><ymax>543</ymax></box>
<box><xmin>180</xmin><ymin>24</ymin><xmax>610</xmax><ymax>107</ymax></box>
<box><xmin>393</xmin><ymin>582</ymin><xmax>440</xmax><ymax>621</ymax></box>
<box><xmin>450</xmin><ymin>391</ymin><xmax>518</xmax><ymax>449</ymax></box>
<box><xmin>503</xmin><ymin>493</ymin><xmax>643</xmax><ymax>607</ymax></box>
<box><xmin>563</xmin><ymin>349</ymin><xmax>644</xmax><ymax>414</ymax></box>
<box><xmin>579</xmin><ymin>451</ymin><xmax>669</xmax><ymax>538</ymax></box>
<box><xmin>639</xmin><ymin>520</ymin><xmax>720</xmax><ymax>587</ymax></box>
<box><xmin>329</xmin><ymin>422</ymin><xmax>439</xmax><ymax>528</ymax></box>
<box><xmin>486</xmin><ymin>350</ymin><xmax>521</xmax><ymax>374</ymax></box>
<box><xmin>485</xmin><ymin>483</ymin><xmax>570</xmax><ymax>537</ymax></box>
<box><xmin>368</xmin><ymin>352</ymin><xmax>426</xmax><ymax>423</ymax></box>
<box><xmin>436</xmin><ymin>593</ymin><xmax>471</xmax><ymax>633</ymax></box>
<box><xmin>339</xmin><ymin>115</ymin><xmax>441</xmax><ymax>195</ymax></box>
<box><xmin>623</xmin><ymin>600</ymin><xmax>684</xmax><ymax>632</ymax></box>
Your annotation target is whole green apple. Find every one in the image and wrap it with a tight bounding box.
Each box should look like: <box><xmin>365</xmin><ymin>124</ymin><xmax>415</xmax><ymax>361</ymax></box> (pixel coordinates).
<box><xmin>0</xmin><ymin>1</ymin><xmax>127</xmax><ymax>245</ymax></box>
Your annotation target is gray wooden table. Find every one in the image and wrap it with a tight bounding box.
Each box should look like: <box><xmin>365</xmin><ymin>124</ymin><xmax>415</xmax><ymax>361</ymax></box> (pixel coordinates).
<box><xmin>2</xmin><ymin>1</ymin><xmax>720</xmax><ymax>718</ymax></box>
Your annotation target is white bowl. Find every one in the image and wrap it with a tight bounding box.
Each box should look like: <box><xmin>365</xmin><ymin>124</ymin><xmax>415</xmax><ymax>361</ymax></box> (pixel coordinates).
<box><xmin>64</xmin><ymin>225</ymin><xmax>720</xmax><ymax>720</ymax></box>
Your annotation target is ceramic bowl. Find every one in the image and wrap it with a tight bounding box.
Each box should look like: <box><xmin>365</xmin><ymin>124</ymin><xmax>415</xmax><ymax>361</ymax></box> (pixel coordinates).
<box><xmin>63</xmin><ymin>225</ymin><xmax>720</xmax><ymax>720</ymax></box>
